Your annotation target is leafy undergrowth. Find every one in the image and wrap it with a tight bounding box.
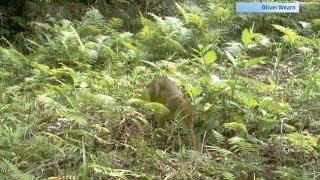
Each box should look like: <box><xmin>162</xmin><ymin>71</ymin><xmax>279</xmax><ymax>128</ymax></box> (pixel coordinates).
<box><xmin>1</xmin><ymin>1</ymin><xmax>320</xmax><ymax>179</ymax></box>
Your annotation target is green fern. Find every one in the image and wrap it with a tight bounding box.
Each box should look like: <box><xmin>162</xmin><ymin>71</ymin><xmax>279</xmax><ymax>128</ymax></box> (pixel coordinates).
<box><xmin>272</xmin><ymin>24</ymin><xmax>301</xmax><ymax>46</ymax></box>
<box><xmin>286</xmin><ymin>133</ymin><xmax>318</xmax><ymax>153</ymax></box>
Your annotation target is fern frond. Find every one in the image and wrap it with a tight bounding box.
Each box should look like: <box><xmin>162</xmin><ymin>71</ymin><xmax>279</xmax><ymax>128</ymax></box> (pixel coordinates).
<box><xmin>272</xmin><ymin>24</ymin><xmax>301</xmax><ymax>46</ymax></box>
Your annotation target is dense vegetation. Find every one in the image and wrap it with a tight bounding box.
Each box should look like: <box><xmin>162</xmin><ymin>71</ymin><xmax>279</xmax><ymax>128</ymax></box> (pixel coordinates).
<box><xmin>1</xmin><ymin>0</ymin><xmax>320</xmax><ymax>179</ymax></box>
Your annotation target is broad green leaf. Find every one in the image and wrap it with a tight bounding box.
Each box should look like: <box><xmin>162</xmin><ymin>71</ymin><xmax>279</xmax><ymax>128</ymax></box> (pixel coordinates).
<box><xmin>204</xmin><ymin>50</ymin><xmax>217</xmax><ymax>65</ymax></box>
<box><xmin>235</xmin><ymin>92</ymin><xmax>258</xmax><ymax>108</ymax></box>
<box><xmin>244</xmin><ymin>56</ymin><xmax>267</xmax><ymax>68</ymax></box>
<box><xmin>128</xmin><ymin>98</ymin><xmax>170</xmax><ymax>116</ymax></box>
<box><xmin>241</xmin><ymin>28</ymin><xmax>252</xmax><ymax>45</ymax></box>
<box><xmin>186</xmin><ymin>85</ymin><xmax>202</xmax><ymax>97</ymax></box>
